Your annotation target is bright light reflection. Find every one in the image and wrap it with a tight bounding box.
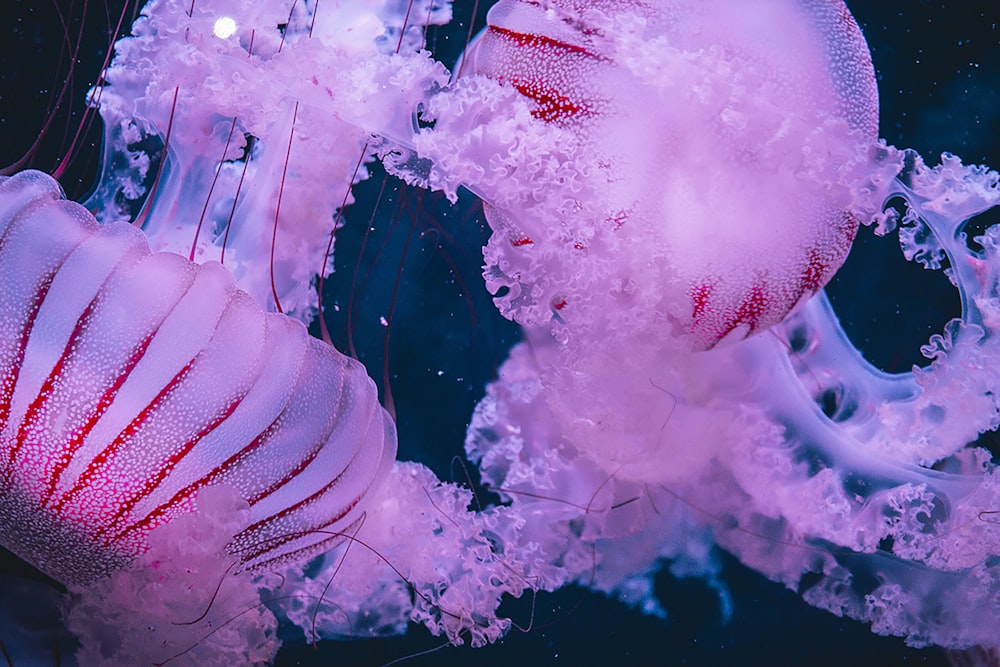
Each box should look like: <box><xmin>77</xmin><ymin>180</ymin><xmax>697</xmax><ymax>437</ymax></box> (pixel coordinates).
<box><xmin>213</xmin><ymin>16</ymin><xmax>237</xmax><ymax>39</ymax></box>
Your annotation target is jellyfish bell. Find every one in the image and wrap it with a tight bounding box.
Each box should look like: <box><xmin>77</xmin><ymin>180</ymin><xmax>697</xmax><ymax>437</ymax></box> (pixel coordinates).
<box><xmin>400</xmin><ymin>0</ymin><xmax>891</xmax><ymax>492</ymax></box>
<box><xmin>0</xmin><ymin>168</ymin><xmax>396</xmax><ymax>585</ymax></box>
<box><xmin>453</xmin><ymin>0</ymin><xmax>880</xmax><ymax>349</ymax></box>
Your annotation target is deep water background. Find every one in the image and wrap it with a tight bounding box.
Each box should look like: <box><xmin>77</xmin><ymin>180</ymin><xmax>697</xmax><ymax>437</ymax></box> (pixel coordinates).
<box><xmin>1</xmin><ymin>1</ymin><xmax>999</xmax><ymax>666</ymax></box>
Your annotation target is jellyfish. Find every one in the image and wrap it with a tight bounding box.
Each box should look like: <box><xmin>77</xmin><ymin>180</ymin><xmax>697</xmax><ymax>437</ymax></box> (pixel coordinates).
<box><xmin>2</xmin><ymin>1</ymin><xmax>1000</xmax><ymax>666</ymax></box>
<box><xmin>410</xmin><ymin>0</ymin><xmax>1000</xmax><ymax>658</ymax></box>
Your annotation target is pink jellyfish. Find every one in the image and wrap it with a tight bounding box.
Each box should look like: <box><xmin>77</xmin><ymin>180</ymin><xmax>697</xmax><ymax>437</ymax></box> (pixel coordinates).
<box><xmin>0</xmin><ymin>168</ymin><xmax>396</xmax><ymax>585</ymax></box>
<box><xmin>417</xmin><ymin>0</ymin><xmax>880</xmax><ymax>350</ymax></box>
<box><xmin>2</xmin><ymin>1</ymin><xmax>1000</xmax><ymax>666</ymax></box>
<box><xmin>450</xmin><ymin>2</ymin><xmax>1000</xmax><ymax>665</ymax></box>
<box><xmin>0</xmin><ymin>165</ymin><xmax>397</xmax><ymax>661</ymax></box>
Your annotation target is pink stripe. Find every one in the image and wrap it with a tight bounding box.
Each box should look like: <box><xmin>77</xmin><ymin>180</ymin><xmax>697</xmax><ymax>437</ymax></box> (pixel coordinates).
<box><xmin>39</xmin><ymin>329</ymin><xmax>156</xmax><ymax>506</ymax></box>
<box><xmin>235</xmin><ymin>455</ymin><xmax>363</xmax><ymax>563</ymax></box>
<box><xmin>50</xmin><ymin>360</ymin><xmax>196</xmax><ymax>514</ymax></box>
<box><xmin>244</xmin><ymin>431</ymin><xmax>326</xmax><ymax>507</ymax></box>
<box><xmin>111</xmin><ymin>415</ymin><xmax>287</xmax><ymax>540</ymax></box>
<box><xmin>0</xmin><ymin>274</ymin><xmax>56</xmax><ymax>488</ymax></box>
<box><xmin>15</xmin><ymin>300</ymin><xmax>97</xmax><ymax>497</ymax></box>
<box><xmin>488</xmin><ymin>24</ymin><xmax>602</xmax><ymax>60</ymax></box>
<box><xmin>238</xmin><ymin>493</ymin><xmax>361</xmax><ymax>566</ymax></box>
<box><xmin>94</xmin><ymin>393</ymin><xmax>245</xmax><ymax>540</ymax></box>
<box><xmin>244</xmin><ymin>514</ymin><xmax>362</xmax><ymax>572</ymax></box>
